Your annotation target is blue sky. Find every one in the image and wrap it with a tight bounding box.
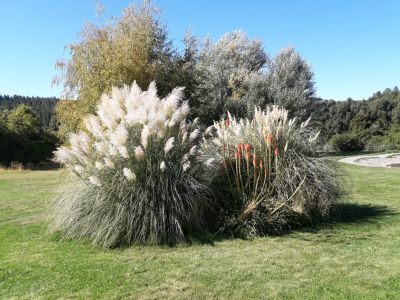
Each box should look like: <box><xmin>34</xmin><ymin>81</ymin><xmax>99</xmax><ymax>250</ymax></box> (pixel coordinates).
<box><xmin>0</xmin><ymin>0</ymin><xmax>399</xmax><ymax>100</ymax></box>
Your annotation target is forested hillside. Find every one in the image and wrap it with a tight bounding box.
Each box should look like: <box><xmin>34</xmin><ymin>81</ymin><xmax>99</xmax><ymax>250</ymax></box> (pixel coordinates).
<box><xmin>0</xmin><ymin>95</ymin><xmax>58</xmax><ymax>129</ymax></box>
<box><xmin>311</xmin><ymin>87</ymin><xmax>400</xmax><ymax>150</ymax></box>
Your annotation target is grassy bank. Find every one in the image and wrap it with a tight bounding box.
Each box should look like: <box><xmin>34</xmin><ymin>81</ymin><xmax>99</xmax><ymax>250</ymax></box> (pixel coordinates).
<box><xmin>0</xmin><ymin>164</ymin><xmax>399</xmax><ymax>299</ymax></box>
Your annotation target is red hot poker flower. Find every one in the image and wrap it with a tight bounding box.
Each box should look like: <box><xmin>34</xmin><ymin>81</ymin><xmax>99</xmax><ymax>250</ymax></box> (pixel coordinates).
<box><xmin>259</xmin><ymin>160</ymin><xmax>263</xmax><ymax>168</ymax></box>
<box><xmin>252</xmin><ymin>153</ymin><xmax>257</xmax><ymax>167</ymax></box>
<box><xmin>266</xmin><ymin>134</ymin><xmax>273</xmax><ymax>144</ymax></box>
<box><xmin>225</xmin><ymin>118</ymin><xmax>230</xmax><ymax>127</ymax></box>
<box><xmin>245</xmin><ymin>144</ymin><xmax>250</xmax><ymax>153</ymax></box>
<box><xmin>246</xmin><ymin>152</ymin><xmax>251</xmax><ymax>160</ymax></box>
<box><xmin>274</xmin><ymin>147</ymin><xmax>279</xmax><ymax>156</ymax></box>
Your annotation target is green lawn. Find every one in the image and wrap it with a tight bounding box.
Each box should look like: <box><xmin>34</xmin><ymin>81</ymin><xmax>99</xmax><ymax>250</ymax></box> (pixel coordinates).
<box><xmin>1</xmin><ymin>164</ymin><xmax>400</xmax><ymax>299</ymax></box>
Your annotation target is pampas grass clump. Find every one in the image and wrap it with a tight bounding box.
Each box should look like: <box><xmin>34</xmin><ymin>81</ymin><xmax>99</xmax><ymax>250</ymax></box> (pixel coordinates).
<box><xmin>201</xmin><ymin>106</ymin><xmax>344</xmax><ymax>236</ymax></box>
<box><xmin>52</xmin><ymin>82</ymin><xmax>214</xmax><ymax>247</ymax></box>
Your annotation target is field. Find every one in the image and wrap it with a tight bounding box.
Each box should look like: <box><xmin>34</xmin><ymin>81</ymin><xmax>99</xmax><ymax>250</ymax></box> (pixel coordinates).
<box><xmin>1</xmin><ymin>164</ymin><xmax>400</xmax><ymax>299</ymax></box>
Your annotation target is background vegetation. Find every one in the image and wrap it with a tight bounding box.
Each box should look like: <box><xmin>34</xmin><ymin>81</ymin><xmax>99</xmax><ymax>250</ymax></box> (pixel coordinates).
<box><xmin>0</xmin><ymin>104</ymin><xmax>58</xmax><ymax>166</ymax></box>
<box><xmin>1</xmin><ymin>0</ymin><xmax>399</xmax><ymax>165</ymax></box>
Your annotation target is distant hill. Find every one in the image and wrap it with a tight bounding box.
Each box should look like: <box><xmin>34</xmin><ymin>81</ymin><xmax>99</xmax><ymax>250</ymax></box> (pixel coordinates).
<box><xmin>0</xmin><ymin>95</ymin><xmax>59</xmax><ymax>129</ymax></box>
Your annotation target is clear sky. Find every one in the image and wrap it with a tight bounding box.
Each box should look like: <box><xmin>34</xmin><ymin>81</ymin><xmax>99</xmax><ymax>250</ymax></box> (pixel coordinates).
<box><xmin>0</xmin><ymin>0</ymin><xmax>399</xmax><ymax>100</ymax></box>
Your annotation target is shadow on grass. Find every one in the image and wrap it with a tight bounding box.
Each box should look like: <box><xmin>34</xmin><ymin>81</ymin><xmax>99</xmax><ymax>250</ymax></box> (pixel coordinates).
<box><xmin>48</xmin><ymin>203</ymin><xmax>399</xmax><ymax>248</ymax></box>
<box><xmin>333</xmin><ymin>202</ymin><xmax>398</xmax><ymax>223</ymax></box>
<box><xmin>186</xmin><ymin>203</ymin><xmax>399</xmax><ymax>245</ymax></box>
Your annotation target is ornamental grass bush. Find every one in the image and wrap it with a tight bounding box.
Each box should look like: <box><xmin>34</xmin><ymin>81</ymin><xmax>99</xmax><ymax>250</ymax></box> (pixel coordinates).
<box><xmin>52</xmin><ymin>82</ymin><xmax>215</xmax><ymax>247</ymax></box>
<box><xmin>201</xmin><ymin>106</ymin><xmax>344</xmax><ymax>237</ymax></box>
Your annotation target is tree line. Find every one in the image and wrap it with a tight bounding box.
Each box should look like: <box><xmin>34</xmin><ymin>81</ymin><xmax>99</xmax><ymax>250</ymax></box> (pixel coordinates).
<box><xmin>1</xmin><ymin>1</ymin><xmax>399</xmax><ymax>166</ymax></box>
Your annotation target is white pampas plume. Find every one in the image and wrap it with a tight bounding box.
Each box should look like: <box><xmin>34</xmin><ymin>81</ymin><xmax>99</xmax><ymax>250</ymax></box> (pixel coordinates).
<box><xmin>97</xmin><ymin>94</ymin><xmax>125</xmax><ymax>129</ymax></box>
<box><xmin>205</xmin><ymin>125</ymin><xmax>214</xmax><ymax>135</ymax></box>
<box><xmin>104</xmin><ymin>158</ymin><xmax>114</xmax><ymax>168</ymax></box>
<box><xmin>94</xmin><ymin>142</ymin><xmax>108</xmax><ymax>155</ymax></box>
<box><xmin>110</xmin><ymin>123</ymin><xmax>128</xmax><ymax>147</ymax></box>
<box><xmin>118</xmin><ymin>145</ymin><xmax>129</xmax><ymax>158</ymax></box>
<box><xmin>189</xmin><ymin>129</ymin><xmax>199</xmax><ymax>141</ymax></box>
<box><xmin>189</xmin><ymin>145</ymin><xmax>197</xmax><ymax>156</ymax></box>
<box><xmin>74</xmin><ymin>165</ymin><xmax>84</xmax><ymax>174</ymax></box>
<box><xmin>123</xmin><ymin>168</ymin><xmax>136</xmax><ymax>181</ymax></box>
<box><xmin>181</xmin><ymin>153</ymin><xmax>189</xmax><ymax>163</ymax></box>
<box><xmin>301</xmin><ymin>116</ymin><xmax>311</xmax><ymax>128</ymax></box>
<box><xmin>70</xmin><ymin>132</ymin><xmax>90</xmax><ymax>154</ymax></box>
<box><xmin>108</xmin><ymin>145</ymin><xmax>118</xmax><ymax>156</ymax></box>
<box><xmin>182</xmin><ymin>161</ymin><xmax>191</xmax><ymax>172</ymax></box>
<box><xmin>88</xmin><ymin>176</ymin><xmax>102</xmax><ymax>186</ymax></box>
<box><xmin>164</xmin><ymin>137</ymin><xmax>175</xmax><ymax>155</ymax></box>
<box><xmin>84</xmin><ymin>115</ymin><xmax>103</xmax><ymax>138</ymax></box>
<box><xmin>54</xmin><ymin>146</ymin><xmax>73</xmax><ymax>164</ymax></box>
<box><xmin>134</xmin><ymin>146</ymin><xmax>144</xmax><ymax>160</ymax></box>
<box><xmin>160</xmin><ymin>161</ymin><xmax>166</xmax><ymax>172</ymax></box>
<box><xmin>181</xmin><ymin>131</ymin><xmax>188</xmax><ymax>144</ymax></box>
<box><xmin>95</xmin><ymin>161</ymin><xmax>105</xmax><ymax>170</ymax></box>
<box><xmin>163</xmin><ymin>87</ymin><xmax>184</xmax><ymax>116</ymax></box>
<box><xmin>141</xmin><ymin>125</ymin><xmax>150</xmax><ymax>148</ymax></box>
<box><xmin>310</xmin><ymin>131</ymin><xmax>320</xmax><ymax>142</ymax></box>
<box><xmin>205</xmin><ymin>158</ymin><xmax>215</xmax><ymax>166</ymax></box>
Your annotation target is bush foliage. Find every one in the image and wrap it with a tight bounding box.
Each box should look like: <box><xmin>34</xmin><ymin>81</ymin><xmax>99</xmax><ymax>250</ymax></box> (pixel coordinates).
<box><xmin>330</xmin><ymin>132</ymin><xmax>364</xmax><ymax>152</ymax></box>
<box><xmin>0</xmin><ymin>105</ymin><xmax>58</xmax><ymax>166</ymax></box>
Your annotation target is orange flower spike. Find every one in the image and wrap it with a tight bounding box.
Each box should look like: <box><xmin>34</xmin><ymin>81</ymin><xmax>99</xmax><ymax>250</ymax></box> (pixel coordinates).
<box><xmin>245</xmin><ymin>144</ymin><xmax>250</xmax><ymax>153</ymax></box>
<box><xmin>274</xmin><ymin>147</ymin><xmax>279</xmax><ymax>156</ymax></box>
<box><xmin>266</xmin><ymin>134</ymin><xmax>273</xmax><ymax>144</ymax></box>
<box><xmin>246</xmin><ymin>151</ymin><xmax>251</xmax><ymax>160</ymax></box>
<box><xmin>252</xmin><ymin>153</ymin><xmax>257</xmax><ymax>167</ymax></box>
<box><xmin>259</xmin><ymin>160</ymin><xmax>263</xmax><ymax>169</ymax></box>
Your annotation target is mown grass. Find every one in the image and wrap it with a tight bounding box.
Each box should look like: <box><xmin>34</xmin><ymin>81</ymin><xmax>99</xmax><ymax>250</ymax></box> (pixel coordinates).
<box><xmin>1</xmin><ymin>164</ymin><xmax>400</xmax><ymax>299</ymax></box>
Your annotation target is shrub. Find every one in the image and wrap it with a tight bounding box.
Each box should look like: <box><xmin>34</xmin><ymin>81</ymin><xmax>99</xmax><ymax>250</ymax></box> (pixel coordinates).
<box><xmin>201</xmin><ymin>106</ymin><xmax>343</xmax><ymax>236</ymax></box>
<box><xmin>52</xmin><ymin>82</ymin><xmax>214</xmax><ymax>247</ymax></box>
<box><xmin>330</xmin><ymin>132</ymin><xmax>364</xmax><ymax>152</ymax></box>
<box><xmin>365</xmin><ymin>131</ymin><xmax>400</xmax><ymax>151</ymax></box>
<box><xmin>0</xmin><ymin>105</ymin><xmax>58</xmax><ymax>166</ymax></box>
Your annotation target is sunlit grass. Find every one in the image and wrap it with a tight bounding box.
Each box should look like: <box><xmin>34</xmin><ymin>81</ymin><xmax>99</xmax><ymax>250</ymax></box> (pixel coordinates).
<box><xmin>1</xmin><ymin>164</ymin><xmax>399</xmax><ymax>299</ymax></box>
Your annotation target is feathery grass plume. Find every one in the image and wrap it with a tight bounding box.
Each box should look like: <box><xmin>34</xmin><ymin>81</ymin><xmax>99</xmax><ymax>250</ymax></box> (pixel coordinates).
<box><xmin>52</xmin><ymin>81</ymin><xmax>215</xmax><ymax>247</ymax></box>
<box><xmin>201</xmin><ymin>105</ymin><xmax>344</xmax><ymax>237</ymax></box>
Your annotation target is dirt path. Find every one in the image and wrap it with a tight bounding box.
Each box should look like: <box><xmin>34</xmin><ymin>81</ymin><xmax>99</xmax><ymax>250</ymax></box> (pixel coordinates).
<box><xmin>339</xmin><ymin>153</ymin><xmax>400</xmax><ymax>168</ymax></box>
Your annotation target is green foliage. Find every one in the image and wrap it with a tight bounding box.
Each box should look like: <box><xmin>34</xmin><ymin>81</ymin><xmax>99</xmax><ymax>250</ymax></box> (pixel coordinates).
<box><xmin>0</xmin><ymin>94</ymin><xmax>58</xmax><ymax>129</ymax></box>
<box><xmin>0</xmin><ymin>105</ymin><xmax>58</xmax><ymax>166</ymax></box>
<box><xmin>54</xmin><ymin>1</ymin><xmax>182</xmax><ymax>135</ymax></box>
<box><xmin>365</xmin><ymin>131</ymin><xmax>400</xmax><ymax>151</ymax></box>
<box><xmin>330</xmin><ymin>132</ymin><xmax>364</xmax><ymax>152</ymax></box>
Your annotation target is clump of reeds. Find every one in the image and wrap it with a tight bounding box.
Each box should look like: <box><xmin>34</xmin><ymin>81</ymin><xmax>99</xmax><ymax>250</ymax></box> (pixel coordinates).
<box><xmin>201</xmin><ymin>106</ymin><xmax>344</xmax><ymax>236</ymax></box>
